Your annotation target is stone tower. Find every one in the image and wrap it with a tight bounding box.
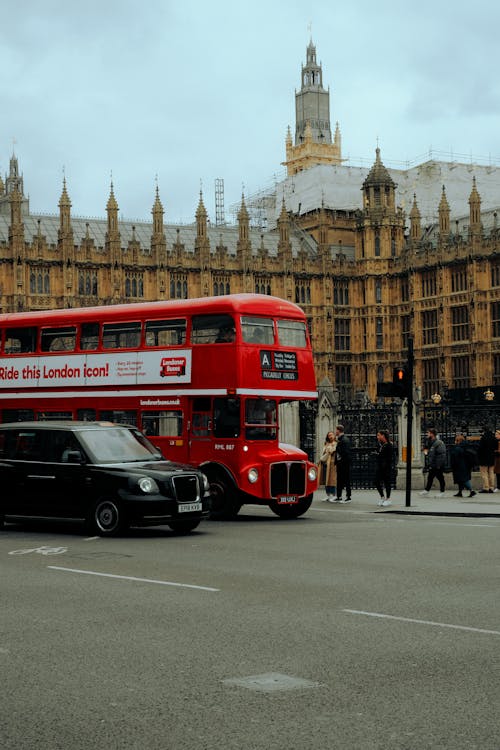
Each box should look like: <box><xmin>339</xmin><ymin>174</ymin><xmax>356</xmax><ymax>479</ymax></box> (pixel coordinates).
<box><xmin>283</xmin><ymin>39</ymin><xmax>343</xmax><ymax>175</ymax></box>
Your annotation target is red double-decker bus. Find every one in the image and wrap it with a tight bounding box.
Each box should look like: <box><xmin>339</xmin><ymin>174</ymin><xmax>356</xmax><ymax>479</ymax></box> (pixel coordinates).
<box><xmin>0</xmin><ymin>294</ymin><xmax>318</xmax><ymax>518</ymax></box>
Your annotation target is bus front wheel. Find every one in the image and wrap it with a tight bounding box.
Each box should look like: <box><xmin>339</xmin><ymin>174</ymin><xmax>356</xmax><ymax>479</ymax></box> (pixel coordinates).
<box><xmin>269</xmin><ymin>494</ymin><xmax>313</xmax><ymax>519</ymax></box>
<box><xmin>208</xmin><ymin>474</ymin><xmax>241</xmax><ymax>520</ymax></box>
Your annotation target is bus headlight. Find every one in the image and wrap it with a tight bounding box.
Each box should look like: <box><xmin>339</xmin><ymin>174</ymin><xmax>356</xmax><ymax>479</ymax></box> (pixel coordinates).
<box><xmin>137</xmin><ymin>476</ymin><xmax>160</xmax><ymax>494</ymax></box>
<box><xmin>248</xmin><ymin>468</ymin><xmax>259</xmax><ymax>484</ymax></box>
<box><xmin>308</xmin><ymin>466</ymin><xmax>318</xmax><ymax>482</ymax></box>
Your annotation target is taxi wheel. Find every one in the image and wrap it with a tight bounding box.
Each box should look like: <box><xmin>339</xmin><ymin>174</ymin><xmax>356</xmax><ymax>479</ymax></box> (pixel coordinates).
<box><xmin>90</xmin><ymin>498</ymin><xmax>126</xmax><ymax>537</ymax></box>
<box><xmin>168</xmin><ymin>519</ymin><xmax>200</xmax><ymax>534</ymax></box>
<box><xmin>0</xmin><ymin>512</ymin><xmax>4</xmax><ymax>529</ymax></box>
<box><xmin>269</xmin><ymin>493</ymin><xmax>313</xmax><ymax>519</ymax></box>
<box><xmin>208</xmin><ymin>474</ymin><xmax>241</xmax><ymax>520</ymax></box>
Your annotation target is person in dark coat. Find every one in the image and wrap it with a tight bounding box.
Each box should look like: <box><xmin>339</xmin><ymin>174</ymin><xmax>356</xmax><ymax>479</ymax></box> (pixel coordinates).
<box><xmin>375</xmin><ymin>429</ymin><xmax>394</xmax><ymax>507</ymax></box>
<box><xmin>334</xmin><ymin>424</ymin><xmax>352</xmax><ymax>503</ymax></box>
<box><xmin>450</xmin><ymin>434</ymin><xmax>476</xmax><ymax>498</ymax></box>
<box><xmin>477</xmin><ymin>426</ymin><xmax>497</xmax><ymax>493</ymax></box>
<box><xmin>420</xmin><ymin>428</ymin><xmax>447</xmax><ymax>496</ymax></box>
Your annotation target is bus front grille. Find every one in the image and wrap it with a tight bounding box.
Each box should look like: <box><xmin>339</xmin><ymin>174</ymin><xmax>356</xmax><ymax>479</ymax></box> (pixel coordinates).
<box><xmin>270</xmin><ymin>462</ymin><xmax>306</xmax><ymax>498</ymax></box>
<box><xmin>172</xmin><ymin>475</ymin><xmax>200</xmax><ymax>503</ymax></box>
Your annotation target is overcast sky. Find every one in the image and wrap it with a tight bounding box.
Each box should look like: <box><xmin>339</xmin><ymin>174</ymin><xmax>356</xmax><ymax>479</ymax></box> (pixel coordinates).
<box><xmin>1</xmin><ymin>0</ymin><xmax>499</xmax><ymax>225</ymax></box>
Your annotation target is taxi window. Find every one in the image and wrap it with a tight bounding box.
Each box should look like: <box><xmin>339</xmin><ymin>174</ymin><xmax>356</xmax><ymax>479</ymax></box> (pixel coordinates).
<box><xmin>13</xmin><ymin>431</ymin><xmax>44</xmax><ymax>460</ymax></box>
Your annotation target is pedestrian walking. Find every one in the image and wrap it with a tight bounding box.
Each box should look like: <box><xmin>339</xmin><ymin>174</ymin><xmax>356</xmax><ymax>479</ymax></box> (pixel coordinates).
<box><xmin>374</xmin><ymin>429</ymin><xmax>394</xmax><ymax>507</ymax></box>
<box><xmin>477</xmin><ymin>426</ymin><xmax>497</xmax><ymax>493</ymax></box>
<box><xmin>335</xmin><ymin>424</ymin><xmax>352</xmax><ymax>503</ymax></box>
<box><xmin>450</xmin><ymin>434</ymin><xmax>476</xmax><ymax>498</ymax></box>
<box><xmin>419</xmin><ymin>428</ymin><xmax>447</xmax><ymax>496</ymax></box>
<box><xmin>493</xmin><ymin>428</ymin><xmax>500</xmax><ymax>492</ymax></box>
<box><xmin>319</xmin><ymin>431</ymin><xmax>337</xmax><ymax>502</ymax></box>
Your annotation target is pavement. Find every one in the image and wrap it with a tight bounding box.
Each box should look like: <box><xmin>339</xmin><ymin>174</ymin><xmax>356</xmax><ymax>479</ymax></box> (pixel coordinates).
<box><xmin>312</xmin><ymin>487</ymin><xmax>500</xmax><ymax>517</ymax></box>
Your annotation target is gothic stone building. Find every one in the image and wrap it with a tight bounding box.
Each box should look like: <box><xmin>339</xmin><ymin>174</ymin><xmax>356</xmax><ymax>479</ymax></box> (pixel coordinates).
<box><xmin>2</xmin><ymin>40</ymin><xmax>500</xmax><ymax>404</ymax></box>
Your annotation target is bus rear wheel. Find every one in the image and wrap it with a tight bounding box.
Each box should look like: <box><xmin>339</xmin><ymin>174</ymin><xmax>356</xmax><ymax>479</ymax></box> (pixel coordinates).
<box><xmin>269</xmin><ymin>494</ymin><xmax>313</xmax><ymax>519</ymax></box>
<box><xmin>208</xmin><ymin>474</ymin><xmax>241</xmax><ymax>520</ymax></box>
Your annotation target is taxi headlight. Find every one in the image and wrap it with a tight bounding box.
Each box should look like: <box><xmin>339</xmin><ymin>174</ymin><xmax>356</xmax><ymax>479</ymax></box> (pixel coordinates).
<box><xmin>308</xmin><ymin>466</ymin><xmax>318</xmax><ymax>482</ymax></box>
<box><xmin>202</xmin><ymin>473</ymin><xmax>210</xmax><ymax>493</ymax></box>
<box><xmin>137</xmin><ymin>476</ymin><xmax>159</xmax><ymax>494</ymax></box>
<box><xmin>248</xmin><ymin>468</ymin><xmax>259</xmax><ymax>484</ymax></box>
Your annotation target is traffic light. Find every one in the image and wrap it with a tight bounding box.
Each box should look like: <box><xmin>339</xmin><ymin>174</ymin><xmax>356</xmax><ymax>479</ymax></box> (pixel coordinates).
<box><xmin>392</xmin><ymin>365</ymin><xmax>410</xmax><ymax>398</ymax></box>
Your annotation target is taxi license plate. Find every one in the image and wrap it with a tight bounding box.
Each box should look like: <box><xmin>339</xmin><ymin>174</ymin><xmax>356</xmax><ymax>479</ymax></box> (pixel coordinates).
<box><xmin>178</xmin><ymin>501</ymin><xmax>202</xmax><ymax>513</ymax></box>
<box><xmin>277</xmin><ymin>495</ymin><xmax>298</xmax><ymax>505</ymax></box>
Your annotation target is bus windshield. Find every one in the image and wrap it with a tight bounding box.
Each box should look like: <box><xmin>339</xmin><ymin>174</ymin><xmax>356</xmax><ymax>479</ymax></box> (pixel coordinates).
<box><xmin>245</xmin><ymin>398</ymin><xmax>277</xmax><ymax>440</ymax></box>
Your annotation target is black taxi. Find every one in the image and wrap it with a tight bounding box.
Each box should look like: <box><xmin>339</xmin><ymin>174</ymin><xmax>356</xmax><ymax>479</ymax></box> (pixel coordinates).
<box><xmin>0</xmin><ymin>422</ymin><xmax>211</xmax><ymax>536</ymax></box>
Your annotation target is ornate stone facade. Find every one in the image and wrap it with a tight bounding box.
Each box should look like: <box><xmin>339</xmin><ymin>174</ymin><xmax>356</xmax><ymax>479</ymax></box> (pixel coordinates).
<box><xmin>1</xmin><ymin>40</ymin><xmax>500</xmax><ymax>404</ymax></box>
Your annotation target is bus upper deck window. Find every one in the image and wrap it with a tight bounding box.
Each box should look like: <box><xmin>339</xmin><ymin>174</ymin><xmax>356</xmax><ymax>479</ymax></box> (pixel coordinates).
<box><xmin>277</xmin><ymin>320</ymin><xmax>307</xmax><ymax>348</ymax></box>
<box><xmin>103</xmin><ymin>322</ymin><xmax>141</xmax><ymax>349</ymax></box>
<box><xmin>80</xmin><ymin>322</ymin><xmax>99</xmax><ymax>351</ymax></box>
<box><xmin>145</xmin><ymin>319</ymin><xmax>186</xmax><ymax>347</ymax></box>
<box><xmin>241</xmin><ymin>316</ymin><xmax>274</xmax><ymax>344</ymax></box>
<box><xmin>41</xmin><ymin>326</ymin><xmax>77</xmax><ymax>352</ymax></box>
<box><xmin>4</xmin><ymin>327</ymin><xmax>37</xmax><ymax>354</ymax></box>
<box><xmin>191</xmin><ymin>314</ymin><xmax>236</xmax><ymax>344</ymax></box>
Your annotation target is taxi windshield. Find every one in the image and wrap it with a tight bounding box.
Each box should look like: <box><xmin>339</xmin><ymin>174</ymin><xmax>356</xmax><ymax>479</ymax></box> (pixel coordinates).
<box><xmin>77</xmin><ymin>427</ymin><xmax>161</xmax><ymax>464</ymax></box>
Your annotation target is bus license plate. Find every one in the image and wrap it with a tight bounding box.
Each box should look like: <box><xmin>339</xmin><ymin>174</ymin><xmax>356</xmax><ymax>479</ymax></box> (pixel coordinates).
<box><xmin>178</xmin><ymin>502</ymin><xmax>202</xmax><ymax>513</ymax></box>
<box><xmin>277</xmin><ymin>495</ymin><xmax>298</xmax><ymax>505</ymax></box>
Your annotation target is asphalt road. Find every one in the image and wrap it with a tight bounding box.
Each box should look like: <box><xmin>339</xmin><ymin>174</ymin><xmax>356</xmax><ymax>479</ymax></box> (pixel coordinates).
<box><xmin>2</xmin><ymin>503</ymin><xmax>500</xmax><ymax>750</ymax></box>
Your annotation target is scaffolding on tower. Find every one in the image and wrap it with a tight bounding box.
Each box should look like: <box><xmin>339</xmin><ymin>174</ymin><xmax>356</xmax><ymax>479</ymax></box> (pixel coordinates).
<box><xmin>215</xmin><ymin>178</ymin><xmax>226</xmax><ymax>226</ymax></box>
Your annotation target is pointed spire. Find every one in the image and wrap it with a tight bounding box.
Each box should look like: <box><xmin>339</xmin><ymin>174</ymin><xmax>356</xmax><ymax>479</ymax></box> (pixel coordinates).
<box><xmin>106</xmin><ymin>181</ymin><xmax>118</xmax><ymax>212</ymax></box>
<box><xmin>106</xmin><ymin>180</ymin><xmax>119</xmax><ymax>237</ymax></box>
<box><xmin>438</xmin><ymin>185</ymin><xmax>450</xmax><ymax>236</ymax></box>
<box><xmin>410</xmin><ymin>193</ymin><xmax>421</xmax><ymax>241</ymax></box>
<box><xmin>238</xmin><ymin>193</ymin><xmax>250</xmax><ymax>243</ymax></box>
<box><xmin>364</xmin><ymin>147</ymin><xmax>395</xmax><ymax>187</ymax></box>
<box><xmin>58</xmin><ymin>176</ymin><xmax>71</xmax><ymax>209</ymax></box>
<box><xmin>196</xmin><ymin>189</ymin><xmax>207</xmax><ymax>239</ymax></box>
<box><xmin>469</xmin><ymin>176</ymin><xmax>481</xmax><ymax>232</ymax></box>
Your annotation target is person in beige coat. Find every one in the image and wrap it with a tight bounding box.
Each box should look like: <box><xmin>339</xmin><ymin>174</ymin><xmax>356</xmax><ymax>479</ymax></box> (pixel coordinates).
<box><xmin>319</xmin><ymin>431</ymin><xmax>338</xmax><ymax>502</ymax></box>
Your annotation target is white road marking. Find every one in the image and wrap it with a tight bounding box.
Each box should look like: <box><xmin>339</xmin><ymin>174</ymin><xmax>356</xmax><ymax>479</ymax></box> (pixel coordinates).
<box><xmin>9</xmin><ymin>546</ymin><xmax>67</xmax><ymax>556</ymax></box>
<box><xmin>343</xmin><ymin>609</ymin><xmax>500</xmax><ymax>636</ymax></box>
<box><xmin>48</xmin><ymin>565</ymin><xmax>219</xmax><ymax>592</ymax></box>
<box><xmin>428</xmin><ymin>521</ymin><xmax>500</xmax><ymax>528</ymax></box>
<box><xmin>84</xmin><ymin>537</ymin><xmax>100</xmax><ymax>541</ymax></box>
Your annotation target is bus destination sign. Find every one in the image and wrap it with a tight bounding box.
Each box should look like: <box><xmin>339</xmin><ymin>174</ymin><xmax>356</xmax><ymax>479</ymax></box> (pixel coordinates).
<box><xmin>260</xmin><ymin>350</ymin><xmax>298</xmax><ymax>381</ymax></box>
